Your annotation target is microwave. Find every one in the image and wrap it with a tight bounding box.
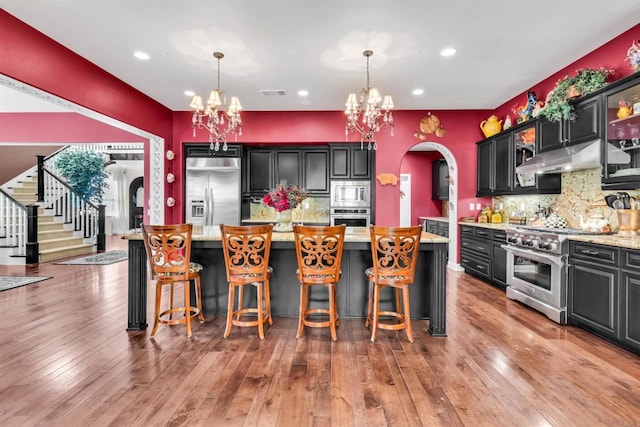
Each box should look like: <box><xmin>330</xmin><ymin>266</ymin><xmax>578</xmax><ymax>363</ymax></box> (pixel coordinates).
<box><xmin>330</xmin><ymin>180</ymin><xmax>371</xmax><ymax>208</ymax></box>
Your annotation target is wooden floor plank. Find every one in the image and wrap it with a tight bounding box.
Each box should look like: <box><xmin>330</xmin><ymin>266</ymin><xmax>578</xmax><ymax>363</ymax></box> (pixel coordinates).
<box><xmin>0</xmin><ymin>236</ymin><xmax>639</xmax><ymax>425</ymax></box>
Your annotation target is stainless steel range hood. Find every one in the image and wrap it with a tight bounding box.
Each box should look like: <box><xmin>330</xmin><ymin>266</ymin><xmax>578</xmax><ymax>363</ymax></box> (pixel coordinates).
<box><xmin>515</xmin><ymin>140</ymin><xmax>629</xmax><ymax>175</ymax></box>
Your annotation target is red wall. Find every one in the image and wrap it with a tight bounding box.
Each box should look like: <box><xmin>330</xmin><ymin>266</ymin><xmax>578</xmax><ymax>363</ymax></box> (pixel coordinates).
<box><xmin>0</xmin><ymin>113</ymin><xmax>146</xmax><ymax>143</ymax></box>
<box><xmin>401</xmin><ymin>151</ymin><xmax>444</xmax><ymax>225</ymax></box>
<box><xmin>2</xmin><ymin>9</ymin><xmax>639</xmax><ymax>231</ymax></box>
<box><xmin>493</xmin><ymin>23</ymin><xmax>640</xmax><ymax>121</ymax></box>
<box><xmin>172</xmin><ymin>109</ymin><xmax>488</xmax><ymax>225</ymax></box>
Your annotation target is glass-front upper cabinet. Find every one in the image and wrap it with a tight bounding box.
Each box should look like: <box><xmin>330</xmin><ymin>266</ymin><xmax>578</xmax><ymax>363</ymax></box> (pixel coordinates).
<box><xmin>603</xmin><ymin>77</ymin><xmax>640</xmax><ymax>189</ymax></box>
<box><xmin>513</xmin><ymin>122</ymin><xmax>537</xmax><ymax>190</ymax></box>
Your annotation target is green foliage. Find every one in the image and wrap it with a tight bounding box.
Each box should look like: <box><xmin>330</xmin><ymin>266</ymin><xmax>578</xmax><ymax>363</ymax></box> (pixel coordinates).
<box><xmin>539</xmin><ymin>68</ymin><xmax>612</xmax><ymax>123</ymax></box>
<box><xmin>54</xmin><ymin>150</ymin><xmax>109</xmax><ymax>203</ymax></box>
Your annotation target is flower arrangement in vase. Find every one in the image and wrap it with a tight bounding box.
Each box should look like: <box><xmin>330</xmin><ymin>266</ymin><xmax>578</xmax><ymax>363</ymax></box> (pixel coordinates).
<box><xmin>263</xmin><ymin>180</ymin><xmax>308</xmax><ymax>231</ymax></box>
<box><xmin>262</xmin><ymin>179</ymin><xmax>308</xmax><ymax>212</ymax></box>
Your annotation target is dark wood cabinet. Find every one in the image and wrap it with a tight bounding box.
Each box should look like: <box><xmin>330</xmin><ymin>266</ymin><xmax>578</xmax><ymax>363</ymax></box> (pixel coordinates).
<box><xmin>460</xmin><ymin>224</ymin><xmax>507</xmax><ymax>288</ymax></box>
<box><xmin>424</xmin><ymin>219</ymin><xmax>448</xmax><ymax>238</ymax></box>
<box><xmin>568</xmin><ymin>241</ymin><xmax>640</xmax><ymax>355</ymax></box>
<box><xmin>329</xmin><ymin>144</ymin><xmax>373</xmax><ymax>179</ymax></box>
<box><xmin>431</xmin><ymin>159</ymin><xmax>449</xmax><ymax>200</ymax></box>
<box><xmin>569</xmin><ymin>260</ymin><xmax>619</xmax><ymax>340</ymax></box>
<box><xmin>491</xmin><ymin>229</ymin><xmax>507</xmax><ymax>287</ymax></box>
<box><xmin>245</xmin><ymin>149</ymin><xmax>274</xmax><ymax>193</ymax></box>
<box><xmin>274</xmin><ymin>150</ymin><xmax>301</xmax><ymax>185</ymax></box>
<box><xmin>476</xmin><ymin>121</ymin><xmax>560</xmax><ymax>196</ymax></box>
<box><xmin>538</xmin><ymin>97</ymin><xmax>601</xmax><ymax>153</ymax></box>
<box><xmin>245</xmin><ymin>146</ymin><xmax>330</xmax><ymax>195</ymax></box>
<box><xmin>620</xmin><ymin>270</ymin><xmax>640</xmax><ymax>353</ymax></box>
<box><xmin>303</xmin><ymin>150</ymin><xmax>329</xmax><ymax>193</ymax></box>
<box><xmin>476</xmin><ymin>134</ymin><xmax>513</xmax><ymax>196</ymax></box>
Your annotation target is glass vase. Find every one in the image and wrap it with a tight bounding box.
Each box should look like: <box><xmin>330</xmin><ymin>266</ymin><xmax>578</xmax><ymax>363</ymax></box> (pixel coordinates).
<box><xmin>274</xmin><ymin>209</ymin><xmax>293</xmax><ymax>232</ymax></box>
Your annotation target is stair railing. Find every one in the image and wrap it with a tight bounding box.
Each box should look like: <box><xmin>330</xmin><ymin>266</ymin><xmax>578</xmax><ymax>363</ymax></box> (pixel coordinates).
<box><xmin>37</xmin><ymin>156</ymin><xmax>105</xmax><ymax>253</ymax></box>
<box><xmin>0</xmin><ymin>188</ymin><xmax>27</xmax><ymax>258</ymax></box>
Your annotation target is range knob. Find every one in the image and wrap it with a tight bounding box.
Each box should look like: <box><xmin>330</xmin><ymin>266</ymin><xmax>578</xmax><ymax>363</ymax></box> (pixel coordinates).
<box><xmin>523</xmin><ymin>239</ymin><xmax>535</xmax><ymax>247</ymax></box>
<box><xmin>507</xmin><ymin>237</ymin><xmax>519</xmax><ymax>244</ymax></box>
<box><xmin>538</xmin><ymin>242</ymin><xmax>557</xmax><ymax>251</ymax></box>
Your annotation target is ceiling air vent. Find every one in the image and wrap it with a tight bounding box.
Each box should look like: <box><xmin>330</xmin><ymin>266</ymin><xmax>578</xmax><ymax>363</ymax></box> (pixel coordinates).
<box><xmin>260</xmin><ymin>89</ymin><xmax>286</xmax><ymax>96</ymax></box>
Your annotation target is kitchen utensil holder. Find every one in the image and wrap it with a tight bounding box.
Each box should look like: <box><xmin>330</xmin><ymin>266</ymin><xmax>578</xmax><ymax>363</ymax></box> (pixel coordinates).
<box><xmin>616</xmin><ymin>210</ymin><xmax>640</xmax><ymax>236</ymax></box>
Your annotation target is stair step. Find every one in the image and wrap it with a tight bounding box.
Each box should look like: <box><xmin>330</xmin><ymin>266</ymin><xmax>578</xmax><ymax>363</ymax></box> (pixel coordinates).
<box><xmin>38</xmin><ymin>229</ymin><xmax>73</xmax><ymax>240</ymax></box>
<box><xmin>39</xmin><ymin>244</ymin><xmax>94</xmax><ymax>263</ymax></box>
<box><xmin>39</xmin><ymin>236</ymin><xmax>85</xmax><ymax>251</ymax></box>
<box><xmin>11</xmin><ymin>187</ymin><xmax>38</xmax><ymax>195</ymax></box>
<box><xmin>38</xmin><ymin>221</ymin><xmax>65</xmax><ymax>231</ymax></box>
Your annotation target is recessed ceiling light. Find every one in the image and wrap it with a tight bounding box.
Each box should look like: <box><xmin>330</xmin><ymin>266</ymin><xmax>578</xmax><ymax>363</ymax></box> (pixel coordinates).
<box><xmin>298</xmin><ymin>90</ymin><xmax>309</xmax><ymax>97</ymax></box>
<box><xmin>184</xmin><ymin>90</ymin><xmax>195</xmax><ymax>97</ymax></box>
<box><xmin>412</xmin><ymin>89</ymin><xmax>424</xmax><ymax>96</ymax></box>
<box><xmin>440</xmin><ymin>48</ymin><xmax>457</xmax><ymax>57</ymax></box>
<box><xmin>133</xmin><ymin>51</ymin><xmax>150</xmax><ymax>60</ymax></box>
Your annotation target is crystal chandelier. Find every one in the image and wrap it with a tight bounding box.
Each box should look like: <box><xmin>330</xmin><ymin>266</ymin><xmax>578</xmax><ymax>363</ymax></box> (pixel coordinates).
<box><xmin>189</xmin><ymin>52</ymin><xmax>242</xmax><ymax>152</ymax></box>
<box><xmin>344</xmin><ymin>50</ymin><xmax>394</xmax><ymax>151</ymax></box>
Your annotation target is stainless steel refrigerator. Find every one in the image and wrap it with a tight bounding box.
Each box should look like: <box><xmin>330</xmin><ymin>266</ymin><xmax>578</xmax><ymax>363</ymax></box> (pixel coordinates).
<box><xmin>185</xmin><ymin>157</ymin><xmax>241</xmax><ymax>228</ymax></box>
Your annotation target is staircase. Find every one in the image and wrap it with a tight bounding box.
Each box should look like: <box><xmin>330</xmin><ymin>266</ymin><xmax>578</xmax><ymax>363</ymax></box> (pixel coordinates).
<box><xmin>8</xmin><ymin>176</ymin><xmax>94</xmax><ymax>263</ymax></box>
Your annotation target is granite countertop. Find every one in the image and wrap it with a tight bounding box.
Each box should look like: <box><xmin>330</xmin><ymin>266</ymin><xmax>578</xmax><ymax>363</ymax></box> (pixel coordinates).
<box><xmin>419</xmin><ymin>216</ymin><xmax>449</xmax><ymax>223</ymax></box>
<box><xmin>566</xmin><ymin>234</ymin><xmax>640</xmax><ymax>250</ymax></box>
<box><xmin>458</xmin><ymin>221</ymin><xmax>640</xmax><ymax>249</ymax></box>
<box><xmin>458</xmin><ymin>221</ymin><xmax>513</xmax><ymax>230</ymax></box>
<box><xmin>123</xmin><ymin>226</ymin><xmax>450</xmax><ymax>244</ymax></box>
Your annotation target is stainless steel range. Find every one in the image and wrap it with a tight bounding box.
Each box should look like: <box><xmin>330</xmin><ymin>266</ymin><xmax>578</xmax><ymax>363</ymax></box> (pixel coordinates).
<box><xmin>503</xmin><ymin>226</ymin><xmax>586</xmax><ymax>324</ymax></box>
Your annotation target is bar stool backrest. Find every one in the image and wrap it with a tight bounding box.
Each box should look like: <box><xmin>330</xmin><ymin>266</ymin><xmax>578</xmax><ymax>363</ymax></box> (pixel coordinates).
<box><xmin>293</xmin><ymin>225</ymin><xmax>346</xmax><ymax>284</ymax></box>
<box><xmin>220</xmin><ymin>224</ymin><xmax>274</xmax><ymax>284</ymax></box>
<box><xmin>142</xmin><ymin>223</ymin><xmax>193</xmax><ymax>282</ymax></box>
<box><xmin>369</xmin><ymin>226</ymin><xmax>422</xmax><ymax>286</ymax></box>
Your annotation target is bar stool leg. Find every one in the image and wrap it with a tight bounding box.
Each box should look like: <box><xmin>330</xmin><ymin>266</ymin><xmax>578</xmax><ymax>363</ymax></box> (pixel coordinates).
<box><xmin>329</xmin><ymin>283</ymin><xmax>337</xmax><ymax>341</ymax></box>
<box><xmin>371</xmin><ymin>284</ymin><xmax>380</xmax><ymax>343</ymax></box>
<box><xmin>184</xmin><ymin>280</ymin><xmax>192</xmax><ymax>337</ymax></box>
<box><xmin>297</xmin><ymin>283</ymin><xmax>307</xmax><ymax>338</ymax></box>
<box><xmin>195</xmin><ymin>276</ymin><xmax>205</xmax><ymax>322</ymax></box>
<box><xmin>265</xmin><ymin>278</ymin><xmax>273</xmax><ymax>326</ymax></box>
<box><xmin>403</xmin><ymin>286</ymin><xmax>413</xmax><ymax>343</ymax></box>
<box><xmin>168</xmin><ymin>283</ymin><xmax>175</xmax><ymax>320</ymax></box>
<box><xmin>365</xmin><ymin>280</ymin><xmax>373</xmax><ymax>328</ymax></box>
<box><xmin>257</xmin><ymin>284</ymin><xmax>265</xmax><ymax>340</ymax></box>
<box><xmin>151</xmin><ymin>282</ymin><xmax>163</xmax><ymax>337</ymax></box>
<box><xmin>236</xmin><ymin>285</ymin><xmax>244</xmax><ymax>321</ymax></box>
<box><xmin>224</xmin><ymin>285</ymin><xmax>236</xmax><ymax>338</ymax></box>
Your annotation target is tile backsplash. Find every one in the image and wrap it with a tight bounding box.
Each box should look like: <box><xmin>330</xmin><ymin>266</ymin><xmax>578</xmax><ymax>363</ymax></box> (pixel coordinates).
<box><xmin>495</xmin><ymin>168</ymin><xmax>639</xmax><ymax>229</ymax></box>
<box><xmin>249</xmin><ymin>197</ymin><xmax>330</xmax><ymax>223</ymax></box>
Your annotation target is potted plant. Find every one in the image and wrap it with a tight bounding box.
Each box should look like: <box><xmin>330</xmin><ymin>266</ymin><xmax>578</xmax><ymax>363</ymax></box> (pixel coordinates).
<box><xmin>54</xmin><ymin>149</ymin><xmax>110</xmax><ymax>203</ymax></box>
<box><xmin>539</xmin><ymin>68</ymin><xmax>612</xmax><ymax>122</ymax></box>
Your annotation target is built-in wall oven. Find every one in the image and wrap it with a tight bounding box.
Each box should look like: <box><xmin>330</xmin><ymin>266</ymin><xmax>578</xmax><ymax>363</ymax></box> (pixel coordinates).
<box><xmin>330</xmin><ymin>208</ymin><xmax>370</xmax><ymax>227</ymax></box>
<box><xmin>330</xmin><ymin>180</ymin><xmax>371</xmax><ymax>226</ymax></box>
<box><xmin>503</xmin><ymin>227</ymin><xmax>569</xmax><ymax>324</ymax></box>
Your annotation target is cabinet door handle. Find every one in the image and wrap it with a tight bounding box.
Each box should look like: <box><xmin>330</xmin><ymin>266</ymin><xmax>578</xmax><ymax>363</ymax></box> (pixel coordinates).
<box><xmin>581</xmin><ymin>250</ymin><xmax>599</xmax><ymax>256</ymax></box>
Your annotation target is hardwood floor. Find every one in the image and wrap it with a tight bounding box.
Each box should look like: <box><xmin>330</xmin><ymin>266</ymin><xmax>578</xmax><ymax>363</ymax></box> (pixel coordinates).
<box><xmin>1</xmin><ymin>236</ymin><xmax>639</xmax><ymax>426</ymax></box>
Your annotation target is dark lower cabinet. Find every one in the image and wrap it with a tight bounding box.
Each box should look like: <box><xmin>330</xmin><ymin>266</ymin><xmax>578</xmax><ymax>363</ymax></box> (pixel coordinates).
<box><xmin>568</xmin><ymin>241</ymin><xmax>640</xmax><ymax>355</ymax></box>
<box><xmin>460</xmin><ymin>224</ymin><xmax>506</xmax><ymax>288</ymax></box>
<box><xmin>620</xmin><ymin>271</ymin><xmax>640</xmax><ymax>353</ymax></box>
<box><xmin>491</xmin><ymin>230</ymin><xmax>507</xmax><ymax>287</ymax></box>
<box><xmin>568</xmin><ymin>261</ymin><xmax>618</xmax><ymax>340</ymax></box>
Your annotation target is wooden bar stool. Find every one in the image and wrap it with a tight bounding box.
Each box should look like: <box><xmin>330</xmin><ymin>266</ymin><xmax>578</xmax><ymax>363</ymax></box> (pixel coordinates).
<box><xmin>220</xmin><ymin>224</ymin><xmax>274</xmax><ymax>340</ymax></box>
<box><xmin>293</xmin><ymin>224</ymin><xmax>346</xmax><ymax>341</ymax></box>
<box><xmin>366</xmin><ymin>225</ymin><xmax>422</xmax><ymax>343</ymax></box>
<box><xmin>142</xmin><ymin>223</ymin><xmax>204</xmax><ymax>338</ymax></box>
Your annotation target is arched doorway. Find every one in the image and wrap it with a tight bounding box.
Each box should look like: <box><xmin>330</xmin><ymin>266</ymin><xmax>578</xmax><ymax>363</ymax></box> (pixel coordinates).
<box><xmin>404</xmin><ymin>141</ymin><xmax>461</xmax><ymax>270</ymax></box>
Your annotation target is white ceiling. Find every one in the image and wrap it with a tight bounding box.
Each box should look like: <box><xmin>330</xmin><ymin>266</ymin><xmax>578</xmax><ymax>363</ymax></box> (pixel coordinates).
<box><xmin>1</xmin><ymin>1</ymin><xmax>640</xmax><ymax>112</ymax></box>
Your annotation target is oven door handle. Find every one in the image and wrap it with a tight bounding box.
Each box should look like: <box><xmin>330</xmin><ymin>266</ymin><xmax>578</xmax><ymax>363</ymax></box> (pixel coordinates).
<box><xmin>501</xmin><ymin>244</ymin><xmax>566</xmax><ymax>266</ymax></box>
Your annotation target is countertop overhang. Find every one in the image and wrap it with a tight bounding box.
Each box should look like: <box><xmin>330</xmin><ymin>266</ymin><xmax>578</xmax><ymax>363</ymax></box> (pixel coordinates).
<box><xmin>122</xmin><ymin>226</ymin><xmax>449</xmax><ymax>244</ymax></box>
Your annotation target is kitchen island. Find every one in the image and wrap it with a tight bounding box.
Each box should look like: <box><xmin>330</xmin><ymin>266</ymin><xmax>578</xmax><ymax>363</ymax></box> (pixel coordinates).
<box><xmin>124</xmin><ymin>227</ymin><xmax>449</xmax><ymax>336</ymax></box>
